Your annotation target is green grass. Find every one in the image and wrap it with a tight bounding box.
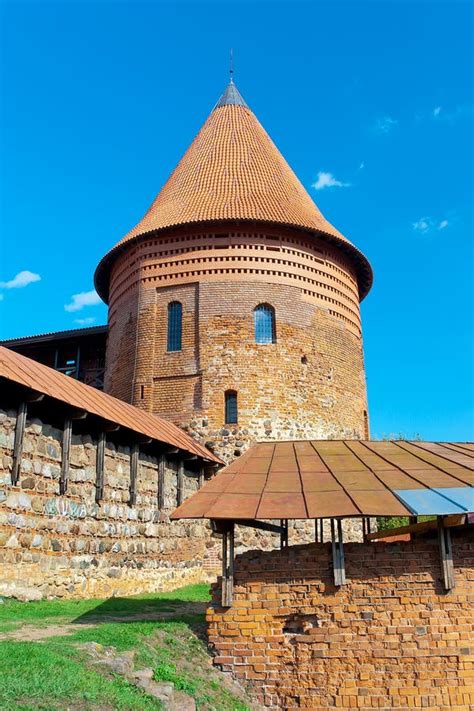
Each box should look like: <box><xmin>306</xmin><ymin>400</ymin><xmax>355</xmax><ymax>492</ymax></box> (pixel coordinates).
<box><xmin>0</xmin><ymin>583</ymin><xmax>210</xmax><ymax>624</ymax></box>
<box><xmin>0</xmin><ymin>642</ymin><xmax>158</xmax><ymax>711</ymax></box>
<box><xmin>377</xmin><ymin>515</ymin><xmax>436</xmax><ymax>531</ymax></box>
<box><xmin>0</xmin><ymin>584</ymin><xmax>250</xmax><ymax>711</ymax></box>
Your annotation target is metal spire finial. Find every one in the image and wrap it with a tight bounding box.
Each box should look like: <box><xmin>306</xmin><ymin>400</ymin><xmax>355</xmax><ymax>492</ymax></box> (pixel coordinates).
<box><xmin>214</xmin><ymin>52</ymin><xmax>249</xmax><ymax>110</ymax></box>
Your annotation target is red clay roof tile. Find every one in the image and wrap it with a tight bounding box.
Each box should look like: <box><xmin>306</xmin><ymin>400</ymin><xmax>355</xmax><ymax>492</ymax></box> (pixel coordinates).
<box><xmin>95</xmin><ymin>83</ymin><xmax>372</xmax><ymax>302</ymax></box>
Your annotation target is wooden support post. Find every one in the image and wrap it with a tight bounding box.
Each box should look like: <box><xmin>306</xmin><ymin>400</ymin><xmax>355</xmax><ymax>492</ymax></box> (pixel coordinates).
<box><xmin>280</xmin><ymin>519</ymin><xmax>288</xmax><ymax>549</ymax></box>
<box><xmin>331</xmin><ymin>518</ymin><xmax>346</xmax><ymax>587</ymax></box>
<box><xmin>158</xmin><ymin>454</ymin><xmax>166</xmax><ymax>509</ymax></box>
<box><xmin>11</xmin><ymin>401</ymin><xmax>27</xmax><ymax>486</ymax></box>
<box><xmin>314</xmin><ymin>519</ymin><xmax>319</xmax><ymax>543</ymax></box>
<box><xmin>177</xmin><ymin>459</ymin><xmax>184</xmax><ymax>506</ymax></box>
<box><xmin>59</xmin><ymin>417</ymin><xmax>72</xmax><ymax>495</ymax></box>
<box><xmin>95</xmin><ymin>431</ymin><xmax>106</xmax><ymax>503</ymax></box>
<box><xmin>362</xmin><ymin>517</ymin><xmax>371</xmax><ymax>541</ymax></box>
<box><xmin>198</xmin><ymin>465</ymin><xmax>205</xmax><ymax>489</ymax></box>
<box><xmin>129</xmin><ymin>443</ymin><xmax>139</xmax><ymax>506</ymax></box>
<box><xmin>337</xmin><ymin>519</ymin><xmax>345</xmax><ymax>584</ymax></box>
<box><xmin>438</xmin><ymin>516</ymin><xmax>455</xmax><ymax>592</ymax></box>
<box><xmin>222</xmin><ymin>522</ymin><xmax>235</xmax><ymax>607</ymax></box>
<box><xmin>319</xmin><ymin>518</ymin><xmax>324</xmax><ymax>543</ymax></box>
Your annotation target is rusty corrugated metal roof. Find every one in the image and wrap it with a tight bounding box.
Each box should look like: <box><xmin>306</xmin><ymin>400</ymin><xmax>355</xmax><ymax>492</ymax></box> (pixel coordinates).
<box><xmin>0</xmin><ymin>346</ymin><xmax>221</xmax><ymax>463</ymax></box>
<box><xmin>171</xmin><ymin>440</ymin><xmax>473</xmax><ymax>520</ymax></box>
<box><xmin>0</xmin><ymin>325</ymin><xmax>107</xmax><ymax>346</ymax></box>
<box><xmin>94</xmin><ymin>82</ymin><xmax>372</xmax><ymax>303</ymax></box>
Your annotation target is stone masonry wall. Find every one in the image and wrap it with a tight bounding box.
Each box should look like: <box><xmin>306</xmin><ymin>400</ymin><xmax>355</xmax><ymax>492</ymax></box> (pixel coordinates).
<box><xmin>208</xmin><ymin>533</ymin><xmax>474</xmax><ymax>710</ymax></box>
<box><xmin>0</xmin><ymin>408</ymin><xmax>219</xmax><ymax>600</ymax></box>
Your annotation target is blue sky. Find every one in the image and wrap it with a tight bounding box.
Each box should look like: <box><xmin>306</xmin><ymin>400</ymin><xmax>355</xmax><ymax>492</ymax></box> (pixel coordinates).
<box><xmin>0</xmin><ymin>0</ymin><xmax>472</xmax><ymax>440</ymax></box>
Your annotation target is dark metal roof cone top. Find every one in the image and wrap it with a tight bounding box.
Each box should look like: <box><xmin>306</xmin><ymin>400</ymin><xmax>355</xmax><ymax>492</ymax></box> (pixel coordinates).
<box><xmin>215</xmin><ymin>80</ymin><xmax>249</xmax><ymax>109</ymax></box>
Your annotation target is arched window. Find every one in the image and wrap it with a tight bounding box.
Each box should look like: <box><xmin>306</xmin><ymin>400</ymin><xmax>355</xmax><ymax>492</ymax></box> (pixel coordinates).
<box><xmin>167</xmin><ymin>301</ymin><xmax>182</xmax><ymax>352</ymax></box>
<box><xmin>254</xmin><ymin>304</ymin><xmax>276</xmax><ymax>344</ymax></box>
<box><xmin>225</xmin><ymin>390</ymin><xmax>238</xmax><ymax>424</ymax></box>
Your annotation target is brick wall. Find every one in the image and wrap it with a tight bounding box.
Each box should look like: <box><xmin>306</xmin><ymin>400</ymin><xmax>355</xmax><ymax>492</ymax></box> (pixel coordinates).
<box><xmin>0</xmin><ymin>408</ymin><xmax>220</xmax><ymax>600</ymax></box>
<box><xmin>207</xmin><ymin>533</ymin><xmax>474</xmax><ymax>710</ymax></box>
<box><xmin>105</xmin><ymin>223</ymin><xmax>369</xmax><ymax>463</ymax></box>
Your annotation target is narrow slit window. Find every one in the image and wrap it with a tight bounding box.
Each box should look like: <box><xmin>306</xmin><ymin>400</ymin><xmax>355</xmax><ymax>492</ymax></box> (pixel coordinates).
<box><xmin>225</xmin><ymin>390</ymin><xmax>238</xmax><ymax>425</ymax></box>
<box><xmin>254</xmin><ymin>304</ymin><xmax>276</xmax><ymax>344</ymax></box>
<box><xmin>167</xmin><ymin>301</ymin><xmax>182</xmax><ymax>352</ymax></box>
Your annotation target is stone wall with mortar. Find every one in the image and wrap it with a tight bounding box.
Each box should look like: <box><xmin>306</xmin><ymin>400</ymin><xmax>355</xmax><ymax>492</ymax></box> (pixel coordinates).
<box><xmin>0</xmin><ymin>408</ymin><xmax>219</xmax><ymax>600</ymax></box>
<box><xmin>208</xmin><ymin>533</ymin><xmax>474</xmax><ymax>710</ymax></box>
<box><xmin>0</xmin><ymin>404</ymin><xmax>370</xmax><ymax>600</ymax></box>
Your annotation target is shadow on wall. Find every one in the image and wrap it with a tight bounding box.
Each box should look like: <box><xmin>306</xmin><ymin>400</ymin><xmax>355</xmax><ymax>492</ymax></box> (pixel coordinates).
<box><xmin>218</xmin><ymin>535</ymin><xmax>473</xmax><ymax>596</ymax></box>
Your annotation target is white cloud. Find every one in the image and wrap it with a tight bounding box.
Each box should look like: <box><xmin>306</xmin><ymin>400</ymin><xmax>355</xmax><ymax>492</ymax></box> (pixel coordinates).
<box><xmin>413</xmin><ymin>217</ymin><xmax>431</xmax><ymax>233</ymax></box>
<box><xmin>65</xmin><ymin>289</ymin><xmax>102</xmax><ymax>312</ymax></box>
<box><xmin>359</xmin><ymin>161</ymin><xmax>365</xmax><ymax>170</ymax></box>
<box><xmin>431</xmin><ymin>104</ymin><xmax>473</xmax><ymax>123</ymax></box>
<box><xmin>374</xmin><ymin>116</ymin><xmax>398</xmax><ymax>134</ymax></box>
<box><xmin>74</xmin><ymin>317</ymin><xmax>96</xmax><ymax>326</ymax></box>
<box><xmin>0</xmin><ymin>270</ymin><xmax>41</xmax><ymax>289</ymax></box>
<box><xmin>412</xmin><ymin>217</ymin><xmax>449</xmax><ymax>234</ymax></box>
<box><xmin>312</xmin><ymin>171</ymin><xmax>351</xmax><ymax>191</ymax></box>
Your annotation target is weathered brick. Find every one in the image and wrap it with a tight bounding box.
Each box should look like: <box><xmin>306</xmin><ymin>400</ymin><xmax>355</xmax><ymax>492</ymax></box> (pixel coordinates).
<box><xmin>207</xmin><ymin>533</ymin><xmax>474</xmax><ymax>709</ymax></box>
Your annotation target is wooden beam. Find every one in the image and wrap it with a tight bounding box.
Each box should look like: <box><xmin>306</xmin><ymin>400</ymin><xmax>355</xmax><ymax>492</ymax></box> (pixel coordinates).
<box><xmin>318</xmin><ymin>518</ymin><xmax>324</xmax><ymax>543</ymax></box>
<box><xmin>70</xmin><ymin>409</ymin><xmax>87</xmax><ymax>421</ymax></box>
<box><xmin>315</xmin><ymin>518</ymin><xmax>326</xmax><ymax>543</ymax></box>
<box><xmin>362</xmin><ymin>517</ymin><xmax>372</xmax><ymax>541</ymax></box>
<box><xmin>331</xmin><ymin>518</ymin><xmax>346</xmax><ymax>587</ymax></box>
<box><xmin>25</xmin><ymin>391</ymin><xmax>44</xmax><ymax>403</ymax></box>
<box><xmin>134</xmin><ymin>436</ymin><xmax>152</xmax><ymax>445</ymax></box>
<box><xmin>157</xmin><ymin>453</ymin><xmax>166</xmax><ymax>509</ymax></box>
<box><xmin>222</xmin><ymin>522</ymin><xmax>235</xmax><ymax>607</ymax></box>
<box><xmin>438</xmin><ymin>516</ymin><xmax>455</xmax><ymax>592</ymax></box>
<box><xmin>367</xmin><ymin>514</ymin><xmax>466</xmax><ymax>541</ymax></box>
<box><xmin>234</xmin><ymin>519</ymin><xmax>283</xmax><ymax>535</ymax></box>
<box><xmin>11</xmin><ymin>401</ymin><xmax>27</xmax><ymax>486</ymax></box>
<box><xmin>129</xmin><ymin>443</ymin><xmax>139</xmax><ymax>506</ymax></box>
<box><xmin>177</xmin><ymin>460</ymin><xmax>184</xmax><ymax>506</ymax></box>
<box><xmin>59</xmin><ymin>417</ymin><xmax>72</xmax><ymax>495</ymax></box>
<box><xmin>95</xmin><ymin>431</ymin><xmax>106</xmax><ymax>503</ymax></box>
<box><xmin>163</xmin><ymin>446</ymin><xmax>179</xmax><ymax>455</ymax></box>
<box><xmin>103</xmin><ymin>422</ymin><xmax>120</xmax><ymax>433</ymax></box>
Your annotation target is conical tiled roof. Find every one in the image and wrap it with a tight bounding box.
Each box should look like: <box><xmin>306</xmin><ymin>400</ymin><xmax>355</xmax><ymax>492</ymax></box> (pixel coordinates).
<box><xmin>95</xmin><ymin>82</ymin><xmax>372</xmax><ymax>301</ymax></box>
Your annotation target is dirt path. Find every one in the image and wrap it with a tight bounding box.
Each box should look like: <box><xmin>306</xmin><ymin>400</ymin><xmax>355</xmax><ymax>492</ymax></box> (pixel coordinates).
<box><xmin>0</xmin><ymin>602</ymin><xmax>207</xmax><ymax>642</ymax></box>
<box><xmin>0</xmin><ymin>622</ymin><xmax>96</xmax><ymax>641</ymax></box>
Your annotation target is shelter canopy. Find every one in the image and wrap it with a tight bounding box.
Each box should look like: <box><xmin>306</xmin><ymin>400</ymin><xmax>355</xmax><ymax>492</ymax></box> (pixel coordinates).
<box><xmin>171</xmin><ymin>440</ymin><xmax>474</xmax><ymax>520</ymax></box>
<box><xmin>0</xmin><ymin>346</ymin><xmax>221</xmax><ymax>464</ymax></box>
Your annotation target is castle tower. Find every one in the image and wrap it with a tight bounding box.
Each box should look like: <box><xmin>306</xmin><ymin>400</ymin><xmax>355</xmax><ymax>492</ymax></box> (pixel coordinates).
<box><xmin>95</xmin><ymin>81</ymin><xmax>373</xmax><ymax>460</ymax></box>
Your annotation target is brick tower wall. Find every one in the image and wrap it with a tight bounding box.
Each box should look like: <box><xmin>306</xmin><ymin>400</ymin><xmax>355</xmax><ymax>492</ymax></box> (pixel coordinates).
<box><xmin>104</xmin><ymin>224</ymin><xmax>369</xmax><ymax>462</ymax></box>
